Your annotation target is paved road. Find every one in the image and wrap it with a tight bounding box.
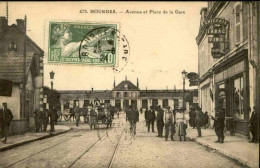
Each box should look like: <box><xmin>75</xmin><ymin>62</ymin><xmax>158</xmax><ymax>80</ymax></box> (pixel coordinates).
<box><xmin>0</xmin><ymin>113</ymin><xmax>242</xmax><ymax>168</ymax></box>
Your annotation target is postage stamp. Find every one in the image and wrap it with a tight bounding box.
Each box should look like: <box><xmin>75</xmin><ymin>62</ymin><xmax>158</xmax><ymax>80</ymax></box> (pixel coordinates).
<box><xmin>48</xmin><ymin>21</ymin><xmax>119</xmax><ymax>66</ymax></box>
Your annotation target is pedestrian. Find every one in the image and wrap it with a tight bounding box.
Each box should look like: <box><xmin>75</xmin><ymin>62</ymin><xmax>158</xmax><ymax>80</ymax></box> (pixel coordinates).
<box><xmin>49</xmin><ymin>108</ymin><xmax>55</xmax><ymax>132</ymax></box>
<box><xmin>164</xmin><ymin>106</ymin><xmax>176</xmax><ymax>141</ymax></box>
<box><xmin>69</xmin><ymin>108</ymin><xmax>75</xmax><ymax>122</ymax></box>
<box><xmin>75</xmin><ymin>106</ymin><xmax>80</xmax><ymax>127</ymax></box>
<box><xmin>83</xmin><ymin>107</ymin><xmax>88</xmax><ymax>123</ymax></box>
<box><xmin>34</xmin><ymin>109</ymin><xmax>42</xmax><ymax>132</ymax></box>
<box><xmin>156</xmin><ymin>105</ymin><xmax>164</xmax><ymax>137</ymax></box>
<box><xmin>128</xmin><ymin>105</ymin><xmax>139</xmax><ymax>135</ymax></box>
<box><xmin>195</xmin><ymin>107</ymin><xmax>204</xmax><ymax>137</ymax></box>
<box><xmin>203</xmin><ymin>111</ymin><xmax>209</xmax><ymax>129</ymax></box>
<box><xmin>189</xmin><ymin>107</ymin><xmax>196</xmax><ymax>129</ymax></box>
<box><xmin>0</xmin><ymin>102</ymin><xmax>13</xmax><ymax>144</ymax></box>
<box><xmin>117</xmin><ymin>107</ymin><xmax>120</xmax><ymax>118</ymax></box>
<box><xmin>147</xmin><ymin>106</ymin><xmax>156</xmax><ymax>133</ymax></box>
<box><xmin>249</xmin><ymin>106</ymin><xmax>259</xmax><ymax>143</ymax></box>
<box><xmin>144</xmin><ymin>107</ymin><xmax>148</xmax><ymax>126</ymax></box>
<box><xmin>176</xmin><ymin>109</ymin><xmax>187</xmax><ymax>141</ymax></box>
<box><xmin>42</xmin><ymin>109</ymin><xmax>49</xmax><ymax>132</ymax></box>
<box><xmin>211</xmin><ymin>108</ymin><xmax>225</xmax><ymax>143</ymax></box>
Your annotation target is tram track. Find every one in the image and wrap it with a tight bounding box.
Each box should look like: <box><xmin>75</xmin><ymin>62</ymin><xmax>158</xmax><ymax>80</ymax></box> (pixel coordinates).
<box><xmin>67</xmin><ymin>126</ymin><xmax>125</xmax><ymax>168</ymax></box>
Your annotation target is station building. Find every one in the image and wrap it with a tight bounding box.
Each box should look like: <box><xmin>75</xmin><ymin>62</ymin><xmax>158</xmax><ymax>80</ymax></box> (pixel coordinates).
<box><xmin>196</xmin><ymin>2</ymin><xmax>259</xmax><ymax>136</ymax></box>
<box><xmin>58</xmin><ymin>78</ymin><xmax>198</xmax><ymax>112</ymax></box>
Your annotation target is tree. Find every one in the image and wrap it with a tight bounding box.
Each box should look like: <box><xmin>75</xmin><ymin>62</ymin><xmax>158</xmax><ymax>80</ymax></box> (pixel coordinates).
<box><xmin>43</xmin><ymin>86</ymin><xmax>60</xmax><ymax>110</ymax></box>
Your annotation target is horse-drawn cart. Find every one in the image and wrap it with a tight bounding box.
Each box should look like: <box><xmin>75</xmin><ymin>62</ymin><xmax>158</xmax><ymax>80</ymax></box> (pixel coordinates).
<box><xmin>89</xmin><ymin>107</ymin><xmax>112</xmax><ymax>129</ymax></box>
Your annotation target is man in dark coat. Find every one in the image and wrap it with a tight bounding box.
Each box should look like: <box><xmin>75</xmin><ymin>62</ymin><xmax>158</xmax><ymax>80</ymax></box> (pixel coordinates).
<box><xmin>211</xmin><ymin>108</ymin><xmax>225</xmax><ymax>143</ymax></box>
<box><xmin>147</xmin><ymin>106</ymin><xmax>156</xmax><ymax>132</ymax></box>
<box><xmin>156</xmin><ymin>105</ymin><xmax>164</xmax><ymax>137</ymax></box>
<box><xmin>128</xmin><ymin>105</ymin><xmax>139</xmax><ymax>135</ymax></box>
<box><xmin>249</xmin><ymin>106</ymin><xmax>259</xmax><ymax>143</ymax></box>
<box><xmin>195</xmin><ymin>107</ymin><xmax>204</xmax><ymax>137</ymax></box>
<box><xmin>42</xmin><ymin>109</ymin><xmax>49</xmax><ymax>132</ymax></box>
<box><xmin>144</xmin><ymin>108</ymin><xmax>148</xmax><ymax>126</ymax></box>
<box><xmin>0</xmin><ymin>103</ymin><xmax>13</xmax><ymax>144</ymax></box>
<box><xmin>34</xmin><ymin>109</ymin><xmax>42</xmax><ymax>132</ymax></box>
<box><xmin>164</xmin><ymin>106</ymin><xmax>176</xmax><ymax>141</ymax></box>
<box><xmin>49</xmin><ymin>108</ymin><xmax>55</xmax><ymax>132</ymax></box>
<box><xmin>189</xmin><ymin>107</ymin><xmax>196</xmax><ymax>129</ymax></box>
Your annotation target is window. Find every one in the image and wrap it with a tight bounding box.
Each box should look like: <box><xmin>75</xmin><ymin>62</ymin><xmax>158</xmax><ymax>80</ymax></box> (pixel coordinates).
<box><xmin>233</xmin><ymin>76</ymin><xmax>244</xmax><ymax>119</ymax></box>
<box><xmin>117</xmin><ymin>92</ymin><xmax>121</xmax><ymax>97</ymax></box>
<box><xmin>124</xmin><ymin>92</ymin><xmax>128</xmax><ymax>97</ymax></box>
<box><xmin>234</xmin><ymin>3</ymin><xmax>242</xmax><ymax>44</ymax></box>
<box><xmin>9</xmin><ymin>41</ymin><xmax>17</xmax><ymax>51</ymax></box>
<box><xmin>132</xmin><ymin>92</ymin><xmax>136</xmax><ymax>97</ymax></box>
<box><xmin>163</xmin><ymin>99</ymin><xmax>168</xmax><ymax>108</ymax></box>
<box><xmin>152</xmin><ymin>99</ymin><xmax>158</xmax><ymax>107</ymax></box>
<box><xmin>124</xmin><ymin>84</ymin><xmax>128</xmax><ymax>90</ymax></box>
<box><xmin>142</xmin><ymin>99</ymin><xmax>148</xmax><ymax>108</ymax></box>
<box><xmin>84</xmin><ymin>100</ymin><xmax>90</xmax><ymax>107</ymax></box>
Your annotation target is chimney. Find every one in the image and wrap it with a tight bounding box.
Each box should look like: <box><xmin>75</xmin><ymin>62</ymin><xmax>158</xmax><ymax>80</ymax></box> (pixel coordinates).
<box><xmin>137</xmin><ymin>78</ymin><xmax>139</xmax><ymax>88</ymax></box>
<box><xmin>125</xmin><ymin>76</ymin><xmax>127</xmax><ymax>81</ymax></box>
<box><xmin>16</xmin><ymin>19</ymin><xmax>25</xmax><ymax>32</ymax></box>
<box><xmin>0</xmin><ymin>17</ymin><xmax>8</xmax><ymax>35</ymax></box>
<box><xmin>91</xmin><ymin>87</ymin><xmax>93</xmax><ymax>92</ymax></box>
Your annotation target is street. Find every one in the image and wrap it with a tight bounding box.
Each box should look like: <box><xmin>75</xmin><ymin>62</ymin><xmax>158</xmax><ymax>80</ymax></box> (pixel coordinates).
<box><xmin>0</xmin><ymin>113</ymin><xmax>242</xmax><ymax>168</ymax></box>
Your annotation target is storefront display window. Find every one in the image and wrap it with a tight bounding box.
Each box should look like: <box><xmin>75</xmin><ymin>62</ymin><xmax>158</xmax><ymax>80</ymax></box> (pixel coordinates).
<box><xmin>217</xmin><ymin>83</ymin><xmax>226</xmax><ymax>110</ymax></box>
<box><xmin>233</xmin><ymin>76</ymin><xmax>244</xmax><ymax>120</ymax></box>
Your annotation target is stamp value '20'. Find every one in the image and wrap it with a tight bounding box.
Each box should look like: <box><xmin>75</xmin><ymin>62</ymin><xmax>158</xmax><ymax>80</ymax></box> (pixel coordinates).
<box><xmin>48</xmin><ymin>21</ymin><xmax>118</xmax><ymax>66</ymax></box>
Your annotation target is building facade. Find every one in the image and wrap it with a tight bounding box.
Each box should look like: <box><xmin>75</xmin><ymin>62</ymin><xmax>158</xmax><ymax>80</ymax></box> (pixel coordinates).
<box><xmin>197</xmin><ymin>2</ymin><xmax>260</xmax><ymax>136</ymax></box>
<box><xmin>59</xmin><ymin>78</ymin><xmax>198</xmax><ymax>112</ymax></box>
<box><xmin>0</xmin><ymin>16</ymin><xmax>44</xmax><ymax>135</ymax></box>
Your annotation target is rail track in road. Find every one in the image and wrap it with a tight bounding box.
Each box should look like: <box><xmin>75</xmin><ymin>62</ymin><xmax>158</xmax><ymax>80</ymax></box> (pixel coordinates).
<box><xmin>67</xmin><ymin>127</ymin><xmax>125</xmax><ymax>168</ymax></box>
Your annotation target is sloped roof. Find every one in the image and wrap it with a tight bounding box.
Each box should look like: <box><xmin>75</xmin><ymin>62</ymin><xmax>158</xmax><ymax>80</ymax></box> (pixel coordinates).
<box><xmin>59</xmin><ymin>90</ymin><xmax>112</xmax><ymax>101</ymax></box>
<box><xmin>0</xmin><ymin>52</ymin><xmax>35</xmax><ymax>83</ymax></box>
<box><xmin>113</xmin><ymin>80</ymin><xmax>139</xmax><ymax>91</ymax></box>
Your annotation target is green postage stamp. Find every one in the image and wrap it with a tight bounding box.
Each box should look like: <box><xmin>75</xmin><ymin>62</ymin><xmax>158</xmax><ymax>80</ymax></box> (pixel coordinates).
<box><xmin>48</xmin><ymin>21</ymin><xmax>118</xmax><ymax>65</ymax></box>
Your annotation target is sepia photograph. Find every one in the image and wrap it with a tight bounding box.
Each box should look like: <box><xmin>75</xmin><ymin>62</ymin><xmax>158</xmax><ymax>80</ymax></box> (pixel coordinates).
<box><xmin>0</xmin><ymin>1</ymin><xmax>259</xmax><ymax>168</ymax></box>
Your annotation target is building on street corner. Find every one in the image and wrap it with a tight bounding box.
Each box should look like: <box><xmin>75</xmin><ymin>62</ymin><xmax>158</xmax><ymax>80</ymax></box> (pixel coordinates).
<box><xmin>0</xmin><ymin>16</ymin><xmax>44</xmax><ymax>135</ymax></box>
<box><xmin>196</xmin><ymin>2</ymin><xmax>259</xmax><ymax>136</ymax></box>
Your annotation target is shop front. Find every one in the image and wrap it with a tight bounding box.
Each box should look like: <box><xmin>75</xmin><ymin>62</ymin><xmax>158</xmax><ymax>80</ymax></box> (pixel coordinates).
<box><xmin>214</xmin><ymin>55</ymin><xmax>249</xmax><ymax>135</ymax></box>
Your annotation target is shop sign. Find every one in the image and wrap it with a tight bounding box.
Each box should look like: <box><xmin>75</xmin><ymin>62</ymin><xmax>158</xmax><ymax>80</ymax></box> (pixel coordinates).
<box><xmin>205</xmin><ymin>18</ymin><xmax>229</xmax><ymax>59</ymax></box>
<box><xmin>207</xmin><ymin>28</ymin><xmax>226</xmax><ymax>35</ymax></box>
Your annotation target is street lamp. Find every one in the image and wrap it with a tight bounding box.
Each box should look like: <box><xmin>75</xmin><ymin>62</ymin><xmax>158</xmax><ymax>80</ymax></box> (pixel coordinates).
<box><xmin>49</xmin><ymin>71</ymin><xmax>55</xmax><ymax>132</ymax></box>
<box><xmin>182</xmin><ymin>70</ymin><xmax>187</xmax><ymax>110</ymax></box>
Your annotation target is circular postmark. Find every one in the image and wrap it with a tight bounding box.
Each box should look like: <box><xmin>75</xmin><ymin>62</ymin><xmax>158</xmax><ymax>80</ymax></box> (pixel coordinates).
<box><xmin>79</xmin><ymin>26</ymin><xmax>130</xmax><ymax>73</ymax></box>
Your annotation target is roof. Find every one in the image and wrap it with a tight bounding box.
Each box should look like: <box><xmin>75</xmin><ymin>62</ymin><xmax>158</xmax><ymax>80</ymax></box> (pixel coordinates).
<box><xmin>0</xmin><ymin>52</ymin><xmax>35</xmax><ymax>83</ymax></box>
<box><xmin>113</xmin><ymin>80</ymin><xmax>139</xmax><ymax>91</ymax></box>
<box><xmin>59</xmin><ymin>90</ymin><xmax>112</xmax><ymax>101</ymax></box>
<box><xmin>140</xmin><ymin>89</ymin><xmax>197</xmax><ymax>98</ymax></box>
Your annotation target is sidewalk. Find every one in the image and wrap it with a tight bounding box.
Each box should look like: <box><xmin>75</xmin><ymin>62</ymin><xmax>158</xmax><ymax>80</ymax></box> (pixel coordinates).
<box><xmin>0</xmin><ymin>125</ymin><xmax>72</xmax><ymax>152</ymax></box>
<box><xmin>186</xmin><ymin>128</ymin><xmax>259</xmax><ymax>168</ymax></box>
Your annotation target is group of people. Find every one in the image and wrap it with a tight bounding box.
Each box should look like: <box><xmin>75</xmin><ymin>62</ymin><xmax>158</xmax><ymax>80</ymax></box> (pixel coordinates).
<box><xmin>189</xmin><ymin>108</ymin><xmax>209</xmax><ymax>130</ymax></box>
<box><xmin>34</xmin><ymin>108</ymin><xmax>58</xmax><ymax>133</ymax></box>
<box><xmin>144</xmin><ymin>105</ymin><xmax>188</xmax><ymax>141</ymax></box>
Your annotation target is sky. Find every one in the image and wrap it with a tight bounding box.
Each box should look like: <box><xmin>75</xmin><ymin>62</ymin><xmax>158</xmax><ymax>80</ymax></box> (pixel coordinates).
<box><xmin>0</xmin><ymin>1</ymin><xmax>207</xmax><ymax>91</ymax></box>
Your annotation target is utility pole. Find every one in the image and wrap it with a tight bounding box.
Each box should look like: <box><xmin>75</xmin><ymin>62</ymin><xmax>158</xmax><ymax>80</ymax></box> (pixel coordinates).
<box><xmin>22</xmin><ymin>15</ymin><xmax>27</xmax><ymax>120</ymax></box>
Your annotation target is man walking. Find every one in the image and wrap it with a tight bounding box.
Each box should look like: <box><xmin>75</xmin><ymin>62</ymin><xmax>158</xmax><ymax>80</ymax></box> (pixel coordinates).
<box><xmin>147</xmin><ymin>106</ymin><xmax>156</xmax><ymax>133</ymax></box>
<box><xmin>189</xmin><ymin>107</ymin><xmax>196</xmax><ymax>129</ymax></box>
<box><xmin>249</xmin><ymin>106</ymin><xmax>259</xmax><ymax>143</ymax></box>
<box><xmin>42</xmin><ymin>109</ymin><xmax>49</xmax><ymax>132</ymax></box>
<box><xmin>34</xmin><ymin>109</ymin><xmax>42</xmax><ymax>132</ymax></box>
<box><xmin>128</xmin><ymin>105</ymin><xmax>139</xmax><ymax>135</ymax></box>
<box><xmin>211</xmin><ymin>108</ymin><xmax>225</xmax><ymax>143</ymax></box>
<box><xmin>156</xmin><ymin>105</ymin><xmax>164</xmax><ymax>137</ymax></box>
<box><xmin>164</xmin><ymin>106</ymin><xmax>175</xmax><ymax>141</ymax></box>
<box><xmin>0</xmin><ymin>103</ymin><xmax>13</xmax><ymax>144</ymax></box>
<box><xmin>75</xmin><ymin>105</ymin><xmax>80</xmax><ymax>127</ymax></box>
<box><xmin>195</xmin><ymin>107</ymin><xmax>204</xmax><ymax>137</ymax></box>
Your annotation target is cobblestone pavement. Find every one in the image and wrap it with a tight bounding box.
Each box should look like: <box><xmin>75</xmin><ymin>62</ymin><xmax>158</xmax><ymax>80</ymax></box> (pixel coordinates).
<box><xmin>0</xmin><ymin>113</ymin><xmax>243</xmax><ymax>168</ymax></box>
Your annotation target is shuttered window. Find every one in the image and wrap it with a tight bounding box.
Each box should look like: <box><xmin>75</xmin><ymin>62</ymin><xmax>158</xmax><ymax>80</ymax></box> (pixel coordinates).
<box><xmin>235</xmin><ymin>3</ymin><xmax>242</xmax><ymax>43</ymax></box>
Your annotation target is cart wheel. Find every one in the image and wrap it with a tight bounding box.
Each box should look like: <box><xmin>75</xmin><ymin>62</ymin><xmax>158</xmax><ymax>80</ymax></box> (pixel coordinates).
<box><xmin>64</xmin><ymin>115</ymin><xmax>70</xmax><ymax>121</ymax></box>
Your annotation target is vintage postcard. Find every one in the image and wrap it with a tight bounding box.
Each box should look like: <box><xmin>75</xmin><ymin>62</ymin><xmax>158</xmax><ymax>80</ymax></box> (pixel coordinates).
<box><xmin>0</xmin><ymin>1</ymin><xmax>259</xmax><ymax>168</ymax></box>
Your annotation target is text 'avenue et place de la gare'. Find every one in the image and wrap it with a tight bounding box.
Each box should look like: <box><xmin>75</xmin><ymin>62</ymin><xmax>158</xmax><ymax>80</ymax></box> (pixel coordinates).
<box><xmin>79</xmin><ymin>9</ymin><xmax>185</xmax><ymax>15</ymax></box>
